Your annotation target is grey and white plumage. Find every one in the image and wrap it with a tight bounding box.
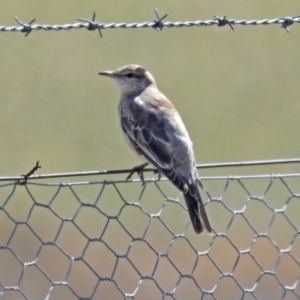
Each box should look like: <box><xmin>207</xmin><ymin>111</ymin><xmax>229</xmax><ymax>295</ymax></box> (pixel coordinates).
<box><xmin>99</xmin><ymin>64</ymin><xmax>212</xmax><ymax>234</ymax></box>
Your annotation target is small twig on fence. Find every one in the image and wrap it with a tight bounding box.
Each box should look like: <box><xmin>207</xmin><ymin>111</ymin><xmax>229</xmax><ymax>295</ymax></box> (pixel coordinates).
<box><xmin>18</xmin><ymin>161</ymin><xmax>41</xmax><ymax>185</ymax></box>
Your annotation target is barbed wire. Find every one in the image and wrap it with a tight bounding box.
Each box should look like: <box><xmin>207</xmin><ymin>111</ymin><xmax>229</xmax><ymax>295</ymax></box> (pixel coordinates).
<box><xmin>1</xmin><ymin>9</ymin><xmax>300</xmax><ymax>37</ymax></box>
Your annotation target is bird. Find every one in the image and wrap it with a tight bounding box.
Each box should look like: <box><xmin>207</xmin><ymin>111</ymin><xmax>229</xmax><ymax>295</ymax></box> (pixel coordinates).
<box><xmin>99</xmin><ymin>65</ymin><xmax>212</xmax><ymax>234</ymax></box>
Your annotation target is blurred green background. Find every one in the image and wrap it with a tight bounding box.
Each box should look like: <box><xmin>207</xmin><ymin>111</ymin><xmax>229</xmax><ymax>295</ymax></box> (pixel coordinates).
<box><xmin>0</xmin><ymin>0</ymin><xmax>299</xmax><ymax>176</ymax></box>
<box><xmin>0</xmin><ymin>1</ymin><xmax>300</xmax><ymax>299</ymax></box>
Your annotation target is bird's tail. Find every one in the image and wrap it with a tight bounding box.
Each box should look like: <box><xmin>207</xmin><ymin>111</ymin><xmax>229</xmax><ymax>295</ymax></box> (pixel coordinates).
<box><xmin>184</xmin><ymin>184</ymin><xmax>212</xmax><ymax>234</ymax></box>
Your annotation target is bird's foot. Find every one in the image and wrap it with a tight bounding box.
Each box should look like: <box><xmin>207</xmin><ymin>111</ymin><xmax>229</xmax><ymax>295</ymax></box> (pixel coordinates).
<box><xmin>153</xmin><ymin>168</ymin><xmax>162</xmax><ymax>181</ymax></box>
<box><xmin>126</xmin><ymin>163</ymin><xmax>149</xmax><ymax>185</ymax></box>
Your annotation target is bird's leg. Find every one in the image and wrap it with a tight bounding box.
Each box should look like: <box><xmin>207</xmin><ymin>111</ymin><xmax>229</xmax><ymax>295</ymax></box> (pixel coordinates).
<box><xmin>153</xmin><ymin>168</ymin><xmax>162</xmax><ymax>181</ymax></box>
<box><xmin>126</xmin><ymin>163</ymin><xmax>149</xmax><ymax>184</ymax></box>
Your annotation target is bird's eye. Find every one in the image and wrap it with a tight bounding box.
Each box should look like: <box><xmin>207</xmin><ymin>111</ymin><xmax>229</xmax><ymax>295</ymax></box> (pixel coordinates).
<box><xmin>126</xmin><ymin>73</ymin><xmax>134</xmax><ymax>78</ymax></box>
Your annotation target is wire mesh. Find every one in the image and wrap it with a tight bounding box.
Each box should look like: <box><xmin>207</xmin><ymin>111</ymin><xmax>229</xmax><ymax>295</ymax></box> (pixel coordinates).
<box><xmin>0</xmin><ymin>164</ymin><xmax>299</xmax><ymax>299</ymax></box>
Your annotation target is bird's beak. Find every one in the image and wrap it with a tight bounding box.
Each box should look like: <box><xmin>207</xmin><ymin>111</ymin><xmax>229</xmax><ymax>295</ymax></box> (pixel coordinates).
<box><xmin>99</xmin><ymin>71</ymin><xmax>117</xmax><ymax>78</ymax></box>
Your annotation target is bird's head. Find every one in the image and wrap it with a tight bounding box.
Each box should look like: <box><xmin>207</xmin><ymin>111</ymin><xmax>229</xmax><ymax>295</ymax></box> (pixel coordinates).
<box><xmin>99</xmin><ymin>64</ymin><xmax>156</xmax><ymax>96</ymax></box>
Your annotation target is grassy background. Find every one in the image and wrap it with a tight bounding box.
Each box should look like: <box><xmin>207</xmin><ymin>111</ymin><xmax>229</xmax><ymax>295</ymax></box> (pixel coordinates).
<box><xmin>0</xmin><ymin>0</ymin><xmax>299</xmax><ymax>175</ymax></box>
<box><xmin>0</xmin><ymin>1</ymin><xmax>299</xmax><ymax>299</ymax></box>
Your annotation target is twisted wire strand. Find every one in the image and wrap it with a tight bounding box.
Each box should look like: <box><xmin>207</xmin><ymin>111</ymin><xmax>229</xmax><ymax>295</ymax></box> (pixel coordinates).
<box><xmin>0</xmin><ymin>158</ymin><xmax>299</xmax><ymax>183</ymax></box>
<box><xmin>0</xmin><ymin>15</ymin><xmax>299</xmax><ymax>34</ymax></box>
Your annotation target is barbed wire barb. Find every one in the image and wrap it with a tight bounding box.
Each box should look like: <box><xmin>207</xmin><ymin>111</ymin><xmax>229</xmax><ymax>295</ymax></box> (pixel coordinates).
<box><xmin>14</xmin><ymin>16</ymin><xmax>36</xmax><ymax>37</ymax></box>
<box><xmin>78</xmin><ymin>12</ymin><xmax>103</xmax><ymax>37</ymax></box>
<box><xmin>280</xmin><ymin>17</ymin><xmax>295</xmax><ymax>32</ymax></box>
<box><xmin>214</xmin><ymin>15</ymin><xmax>234</xmax><ymax>31</ymax></box>
<box><xmin>152</xmin><ymin>8</ymin><xmax>168</xmax><ymax>31</ymax></box>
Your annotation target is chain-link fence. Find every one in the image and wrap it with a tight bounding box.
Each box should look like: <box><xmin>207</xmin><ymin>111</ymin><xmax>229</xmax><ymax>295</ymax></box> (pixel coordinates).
<box><xmin>0</xmin><ymin>161</ymin><xmax>299</xmax><ymax>299</ymax></box>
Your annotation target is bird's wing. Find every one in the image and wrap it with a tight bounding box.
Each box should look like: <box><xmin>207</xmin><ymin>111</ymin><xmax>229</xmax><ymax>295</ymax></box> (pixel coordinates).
<box><xmin>120</xmin><ymin>106</ymin><xmax>172</xmax><ymax>169</ymax></box>
<box><xmin>120</xmin><ymin>101</ymin><xmax>190</xmax><ymax>192</ymax></box>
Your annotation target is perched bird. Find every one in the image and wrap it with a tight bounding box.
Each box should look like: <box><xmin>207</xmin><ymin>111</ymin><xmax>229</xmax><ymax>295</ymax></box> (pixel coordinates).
<box><xmin>99</xmin><ymin>65</ymin><xmax>211</xmax><ymax>234</ymax></box>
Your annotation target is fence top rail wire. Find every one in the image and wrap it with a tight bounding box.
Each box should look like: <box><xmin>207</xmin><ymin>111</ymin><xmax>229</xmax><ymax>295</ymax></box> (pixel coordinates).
<box><xmin>1</xmin><ymin>10</ymin><xmax>300</xmax><ymax>36</ymax></box>
<box><xmin>0</xmin><ymin>173</ymin><xmax>298</xmax><ymax>188</ymax></box>
<box><xmin>1</xmin><ymin>158</ymin><xmax>299</xmax><ymax>183</ymax></box>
